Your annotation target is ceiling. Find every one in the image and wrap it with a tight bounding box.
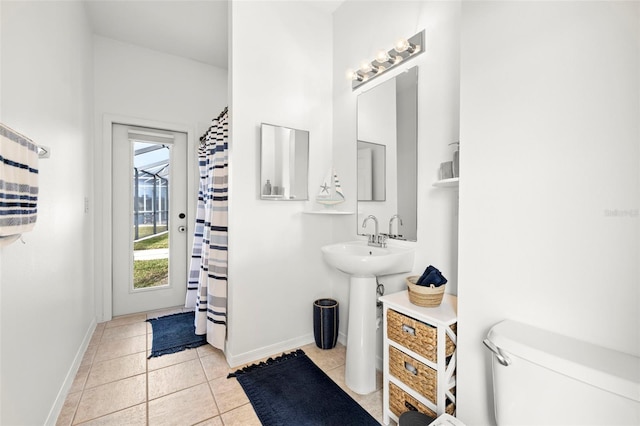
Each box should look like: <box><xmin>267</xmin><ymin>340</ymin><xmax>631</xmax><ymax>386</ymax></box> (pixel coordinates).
<box><xmin>84</xmin><ymin>0</ymin><xmax>229</xmax><ymax>69</ymax></box>
<box><xmin>84</xmin><ymin>1</ymin><xmax>344</xmax><ymax>70</ymax></box>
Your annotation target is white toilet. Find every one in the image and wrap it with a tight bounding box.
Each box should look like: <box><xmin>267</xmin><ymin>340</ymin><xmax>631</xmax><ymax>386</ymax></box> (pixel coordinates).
<box><xmin>484</xmin><ymin>320</ymin><xmax>640</xmax><ymax>425</ymax></box>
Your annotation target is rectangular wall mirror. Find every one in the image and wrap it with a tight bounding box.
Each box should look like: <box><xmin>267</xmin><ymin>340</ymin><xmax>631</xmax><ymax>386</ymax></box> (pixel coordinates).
<box><xmin>260</xmin><ymin>123</ymin><xmax>309</xmax><ymax>201</ymax></box>
<box><xmin>357</xmin><ymin>141</ymin><xmax>386</xmax><ymax>201</ymax></box>
<box><xmin>357</xmin><ymin>66</ymin><xmax>418</xmax><ymax>241</ymax></box>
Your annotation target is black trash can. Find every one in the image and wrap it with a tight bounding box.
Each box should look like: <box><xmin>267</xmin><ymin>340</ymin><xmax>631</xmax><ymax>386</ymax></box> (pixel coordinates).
<box><xmin>313</xmin><ymin>298</ymin><xmax>339</xmax><ymax>350</ymax></box>
<box><xmin>398</xmin><ymin>411</ymin><xmax>435</xmax><ymax>426</ymax></box>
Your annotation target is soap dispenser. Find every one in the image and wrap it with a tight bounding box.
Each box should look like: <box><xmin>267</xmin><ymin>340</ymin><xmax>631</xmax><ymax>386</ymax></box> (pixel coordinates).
<box><xmin>263</xmin><ymin>179</ymin><xmax>272</xmax><ymax>195</ymax></box>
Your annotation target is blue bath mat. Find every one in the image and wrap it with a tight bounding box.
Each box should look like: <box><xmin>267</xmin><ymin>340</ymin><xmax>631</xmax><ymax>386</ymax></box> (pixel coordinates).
<box><xmin>146</xmin><ymin>311</ymin><xmax>207</xmax><ymax>358</ymax></box>
<box><xmin>228</xmin><ymin>349</ymin><xmax>380</xmax><ymax>425</ymax></box>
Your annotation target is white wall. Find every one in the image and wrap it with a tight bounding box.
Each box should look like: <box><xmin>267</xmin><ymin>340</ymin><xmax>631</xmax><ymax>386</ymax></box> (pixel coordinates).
<box><xmin>457</xmin><ymin>2</ymin><xmax>640</xmax><ymax>424</ymax></box>
<box><xmin>93</xmin><ymin>36</ymin><xmax>227</xmax><ymax>320</ymax></box>
<box><xmin>0</xmin><ymin>2</ymin><xmax>95</xmax><ymax>424</ymax></box>
<box><xmin>227</xmin><ymin>1</ymin><xmax>334</xmax><ymax>366</ymax></box>
<box><xmin>332</xmin><ymin>0</ymin><xmax>461</xmax><ymax>362</ymax></box>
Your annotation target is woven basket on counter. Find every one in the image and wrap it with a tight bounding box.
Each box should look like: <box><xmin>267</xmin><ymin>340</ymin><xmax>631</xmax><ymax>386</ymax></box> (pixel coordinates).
<box><xmin>406</xmin><ymin>276</ymin><xmax>445</xmax><ymax>307</ymax></box>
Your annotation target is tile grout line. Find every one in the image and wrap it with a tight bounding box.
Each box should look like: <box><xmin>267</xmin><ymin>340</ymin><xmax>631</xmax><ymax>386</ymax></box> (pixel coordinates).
<box><xmin>65</xmin><ymin>319</ymin><xmax>382</xmax><ymax>425</ymax></box>
<box><xmin>198</xmin><ymin>349</ymin><xmax>223</xmax><ymax>424</ymax></box>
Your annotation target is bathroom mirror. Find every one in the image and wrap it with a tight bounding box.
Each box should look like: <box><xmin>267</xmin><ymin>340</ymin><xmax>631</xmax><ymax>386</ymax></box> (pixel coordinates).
<box><xmin>260</xmin><ymin>123</ymin><xmax>309</xmax><ymax>200</ymax></box>
<box><xmin>357</xmin><ymin>141</ymin><xmax>386</xmax><ymax>201</ymax></box>
<box><xmin>357</xmin><ymin>66</ymin><xmax>418</xmax><ymax>241</ymax></box>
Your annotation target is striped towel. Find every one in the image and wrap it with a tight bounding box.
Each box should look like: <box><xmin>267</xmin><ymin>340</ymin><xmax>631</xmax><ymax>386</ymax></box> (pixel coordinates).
<box><xmin>0</xmin><ymin>123</ymin><xmax>39</xmax><ymax>237</ymax></box>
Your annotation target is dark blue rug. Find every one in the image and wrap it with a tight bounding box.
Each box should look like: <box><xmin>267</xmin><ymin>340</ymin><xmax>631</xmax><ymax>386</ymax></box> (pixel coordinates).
<box><xmin>228</xmin><ymin>349</ymin><xmax>380</xmax><ymax>426</ymax></box>
<box><xmin>146</xmin><ymin>311</ymin><xmax>207</xmax><ymax>358</ymax></box>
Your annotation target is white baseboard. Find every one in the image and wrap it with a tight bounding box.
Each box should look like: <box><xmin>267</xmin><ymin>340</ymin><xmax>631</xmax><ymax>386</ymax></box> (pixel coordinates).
<box><xmin>226</xmin><ymin>332</ymin><xmax>318</xmax><ymax>368</ymax></box>
<box><xmin>226</xmin><ymin>330</ymin><xmax>350</xmax><ymax>369</ymax></box>
<box><xmin>45</xmin><ymin>318</ymin><xmax>97</xmax><ymax>426</ymax></box>
<box><xmin>338</xmin><ymin>330</ymin><xmax>347</xmax><ymax>347</ymax></box>
<box><xmin>224</xmin><ymin>329</ymin><xmax>384</xmax><ymax>378</ymax></box>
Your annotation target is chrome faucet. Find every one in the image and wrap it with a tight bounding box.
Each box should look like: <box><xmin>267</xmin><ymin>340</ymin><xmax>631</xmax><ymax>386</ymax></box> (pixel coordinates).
<box><xmin>389</xmin><ymin>214</ymin><xmax>403</xmax><ymax>237</ymax></box>
<box><xmin>362</xmin><ymin>215</ymin><xmax>386</xmax><ymax>247</ymax></box>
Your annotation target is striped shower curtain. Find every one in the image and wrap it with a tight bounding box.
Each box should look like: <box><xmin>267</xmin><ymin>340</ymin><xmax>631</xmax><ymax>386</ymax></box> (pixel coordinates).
<box><xmin>185</xmin><ymin>107</ymin><xmax>228</xmax><ymax>350</ymax></box>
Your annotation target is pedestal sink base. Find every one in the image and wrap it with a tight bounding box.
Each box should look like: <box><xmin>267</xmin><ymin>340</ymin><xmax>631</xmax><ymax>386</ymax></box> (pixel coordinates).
<box><xmin>320</xmin><ymin>240</ymin><xmax>415</xmax><ymax>395</ymax></box>
<box><xmin>345</xmin><ymin>276</ymin><xmax>378</xmax><ymax>395</ymax></box>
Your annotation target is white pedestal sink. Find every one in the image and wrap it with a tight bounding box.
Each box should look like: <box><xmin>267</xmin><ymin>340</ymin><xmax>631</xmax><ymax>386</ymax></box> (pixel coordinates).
<box><xmin>321</xmin><ymin>240</ymin><xmax>414</xmax><ymax>394</ymax></box>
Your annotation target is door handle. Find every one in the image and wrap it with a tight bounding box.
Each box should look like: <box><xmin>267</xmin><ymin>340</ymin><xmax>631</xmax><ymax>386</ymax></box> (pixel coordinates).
<box><xmin>178</xmin><ymin>225</ymin><xmax>186</xmax><ymax>233</ymax></box>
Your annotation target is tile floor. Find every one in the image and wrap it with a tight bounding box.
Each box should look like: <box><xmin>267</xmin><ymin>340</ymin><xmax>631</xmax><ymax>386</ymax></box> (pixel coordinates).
<box><xmin>56</xmin><ymin>307</ymin><xmax>384</xmax><ymax>425</ymax></box>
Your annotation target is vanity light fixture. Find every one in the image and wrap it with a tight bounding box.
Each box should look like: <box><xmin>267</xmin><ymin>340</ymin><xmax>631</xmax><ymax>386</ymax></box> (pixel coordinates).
<box><xmin>349</xmin><ymin>30</ymin><xmax>424</xmax><ymax>90</ymax></box>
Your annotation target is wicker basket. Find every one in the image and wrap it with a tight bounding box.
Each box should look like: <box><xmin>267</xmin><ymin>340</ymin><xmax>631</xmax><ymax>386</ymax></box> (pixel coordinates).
<box><xmin>388</xmin><ymin>381</ymin><xmax>455</xmax><ymax>419</ymax></box>
<box><xmin>387</xmin><ymin>309</ymin><xmax>456</xmax><ymax>363</ymax></box>
<box><xmin>406</xmin><ymin>276</ymin><xmax>445</xmax><ymax>307</ymax></box>
<box><xmin>389</xmin><ymin>346</ymin><xmax>436</xmax><ymax>403</ymax></box>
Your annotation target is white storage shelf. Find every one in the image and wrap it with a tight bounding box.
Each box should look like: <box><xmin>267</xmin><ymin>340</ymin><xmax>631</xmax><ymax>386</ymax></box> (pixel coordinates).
<box><xmin>380</xmin><ymin>291</ymin><xmax>458</xmax><ymax>425</ymax></box>
<box><xmin>432</xmin><ymin>177</ymin><xmax>459</xmax><ymax>188</ymax></box>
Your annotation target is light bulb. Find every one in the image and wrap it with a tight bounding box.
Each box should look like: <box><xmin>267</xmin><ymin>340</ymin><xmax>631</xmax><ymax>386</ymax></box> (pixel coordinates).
<box><xmin>376</xmin><ymin>50</ymin><xmax>391</xmax><ymax>63</ymax></box>
<box><xmin>360</xmin><ymin>62</ymin><xmax>372</xmax><ymax>73</ymax></box>
<box><xmin>395</xmin><ymin>38</ymin><xmax>416</xmax><ymax>54</ymax></box>
<box><xmin>395</xmin><ymin>38</ymin><xmax>410</xmax><ymax>53</ymax></box>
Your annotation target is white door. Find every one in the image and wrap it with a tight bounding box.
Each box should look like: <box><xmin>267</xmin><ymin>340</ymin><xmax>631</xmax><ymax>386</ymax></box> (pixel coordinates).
<box><xmin>112</xmin><ymin>123</ymin><xmax>188</xmax><ymax>316</ymax></box>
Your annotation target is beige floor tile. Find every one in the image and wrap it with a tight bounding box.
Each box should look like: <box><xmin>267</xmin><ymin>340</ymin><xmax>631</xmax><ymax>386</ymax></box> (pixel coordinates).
<box><xmin>325</xmin><ymin>364</ymin><xmax>346</xmax><ymax>386</ymax></box>
<box><xmin>106</xmin><ymin>313</ymin><xmax>147</xmax><ymax>328</ymax></box>
<box><xmin>354</xmin><ymin>389</ymin><xmax>384</xmax><ymax>422</ymax></box>
<box><xmin>93</xmin><ymin>335</ymin><xmax>146</xmax><ymax>363</ymax></box>
<box><xmin>73</xmin><ymin>374</ymin><xmax>146</xmax><ymax>424</ymax></box>
<box><xmin>200</xmin><ymin>351</ymin><xmax>231</xmax><ymax>381</ymax></box>
<box><xmin>148</xmin><ymin>358</ymin><xmax>206</xmax><ymax>400</ymax></box>
<box><xmin>303</xmin><ymin>342</ymin><xmax>347</xmax><ymax>371</ymax></box>
<box><xmin>85</xmin><ymin>352</ymin><xmax>146</xmax><ymax>389</ymax></box>
<box><xmin>209</xmin><ymin>376</ymin><xmax>249</xmax><ymax>413</ymax></box>
<box><xmin>76</xmin><ymin>404</ymin><xmax>146</xmax><ymax>425</ymax></box>
<box><xmin>80</xmin><ymin>345</ymin><xmax>98</xmax><ymax>368</ymax></box>
<box><xmin>195</xmin><ymin>416</ymin><xmax>223</xmax><ymax>426</ymax></box>
<box><xmin>220</xmin><ymin>403</ymin><xmax>261</xmax><ymax>426</ymax></box>
<box><xmin>196</xmin><ymin>344</ymin><xmax>218</xmax><ymax>358</ymax></box>
<box><xmin>69</xmin><ymin>364</ymin><xmax>90</xmax><ymax>394</ymax></box>
<box><xmin>148</xmin><ymin>347</ymin><xmax>198</xmax><ymax>371</ymax></box>
<box><xmin>148</xmin><ymin>382</ymin><xmax>219</xmax><ymax>425</ymax></box>
<box><xmin>101</xmin><ymin>321</ymin><xmax>147</xmax><ymax>341</ymax></box>
<box><xmin>58</xmin><ymin>307</ymin><xmax>384</xmax><ymax>425</ymax></box>
<box><xmin>56</xmin><ymin>391</ymin><xmax>81</xmax><ymax>426</ymax></box>
<box><xmin>146</xmin><ymin>307</ymin><xmax>186</xmax><ymax>319</ymax></box>
<box><xmin>87</xmin><ymin>329</ymin><xmax>103</xmax><ymax>348</ymax></box>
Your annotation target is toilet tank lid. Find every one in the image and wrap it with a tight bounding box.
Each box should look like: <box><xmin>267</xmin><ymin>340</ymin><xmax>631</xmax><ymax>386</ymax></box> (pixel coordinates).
<box><xmin>486</xmin><ymin>320</ymin><xmax>640</xmax><ymax>403</ymax></box>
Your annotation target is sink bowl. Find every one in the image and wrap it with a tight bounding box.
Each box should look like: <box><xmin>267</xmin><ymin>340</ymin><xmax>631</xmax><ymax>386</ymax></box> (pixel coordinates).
<box><xmin>321</xmin><ymin>240</ymin><xmax>414</xmax><ymax>277</ymax></box>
